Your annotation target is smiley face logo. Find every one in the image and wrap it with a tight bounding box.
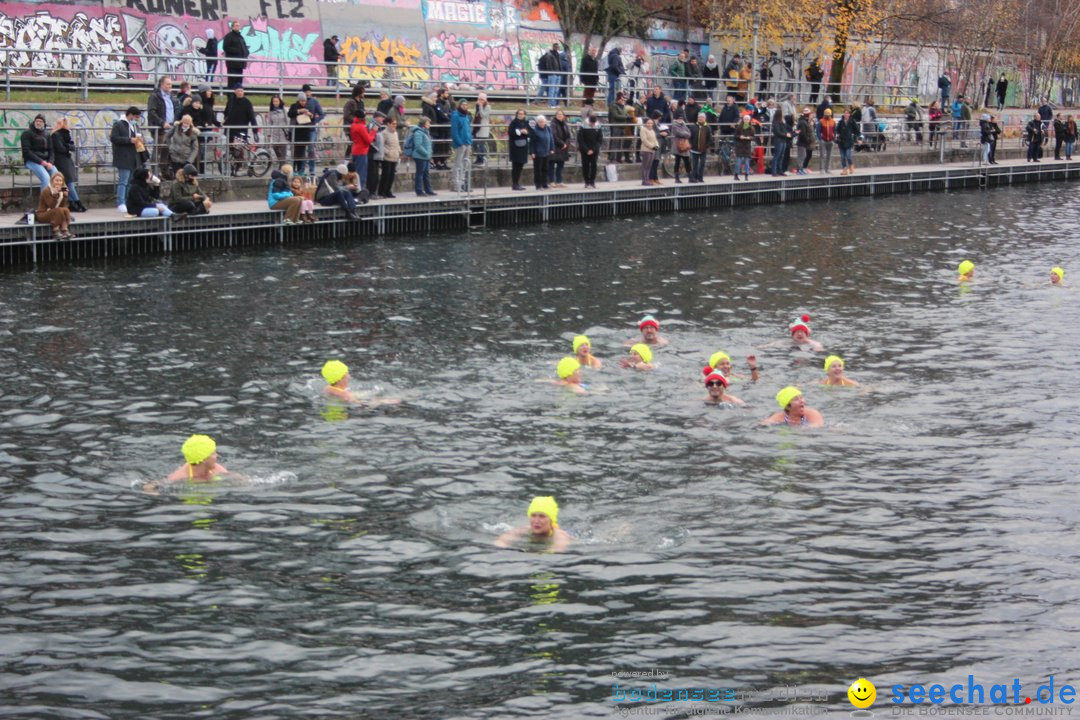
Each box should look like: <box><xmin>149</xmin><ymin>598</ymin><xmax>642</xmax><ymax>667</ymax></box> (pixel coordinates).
<box><xmin>848</xmin><ymin>678</ymin><xmax>876</xmax><ymax>709</ymax></box>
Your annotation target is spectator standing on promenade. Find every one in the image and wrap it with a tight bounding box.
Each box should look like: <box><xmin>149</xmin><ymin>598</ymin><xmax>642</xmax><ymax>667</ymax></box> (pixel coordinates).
<box><xmin>530</xmin><ymin>114</ymin><xmax>553</xmax><ymax>190</ymax></box>
<box><xmin>580</xmin><ymin>47</ymin><xmax>599</xmax><ymax>106</ymax></box>
<box><xmin>223</xmin><ymin>20</ymin><xmax>249</xmax><ymax>90</ymax></box>
<box><xmin>608</xmin><ymin>92</ymin><xmax>631</xmax><ymax>163</ymax></box>
<box><xmin>378</xmin><ymin>116</ymin><xmax>401</xmax><ymax>198</ymax></box>
<box><xmin>167</xmin><ymin>164</ymin><xmax>212</xmax><ymax>215</ymax></box>
<box><xmin>147</xmin><ymin>76</ymin><xmax>179</xmax><ymax>177</ymax></box>
<box><xmin>433</xmin><ymin>88</ymin><xmax>452</xmax><ymax>170</ymax></box>
<box><xmin>20</xmin><ymin>114</ymin><xmax>57</xmax><ymax>193</ymax></box>
<box><xmin>703</xmin><ymin>55</ymin><xmax>720</xmax><ymax>103</ymax></box>
<box><xmin>639</xmin><ymin>117</ymin><xmax>659</xmax><ymax>186</ymax></box>
<box><xmin>1025</xmin><ymin>113</ymin><xmax>1044</xmax><ymax>162</ymax></box>
<box><xmin>1063</xmin><ymin>115</ymin><xmax>1077</xmax><ymax>161</ymax></box>
<box><xmin>558</xmin><ymin>44</ymin><xmax>572</xmax><ymax>105</ymax></box>
<box><xmin>577</xmin><ymin>112</ymin><xmax>602</xmax><ymax>188</ymax></box>
<box><xmin>723</xmin><ymin>54</ymin><xmax>741</xmax><ymax>100</ymax></box>
<box><xmin>1053</xmin><ymin>113</ymin><xmax>1066</xmax><ymax>160</ymax></box>
<box><xmin>605</xmin><ymin>46</ymin><xmax>625</xmax><ymax>106</ymax></box>
<box><xmin>36</xmin><ymin>172</ymin><xmax>73</xmax><ymax>238</ymax></box>
<box><xmin>165</xmin><ymin>114</ymin><xmax>200</xmax><ymax>176</ymax></box>
<box><xmin>265</xmin><ymin>96</ymin><xmax>289</xmax><ymax>164</ymax></box>
<box><xmin>407</xmin><ymin>116</ymin><xmax>435</xmax><ymax>196</ymax></box>
<box><xmin>938</xmin><ymin>71</ymin><xmax>951</xmax><ymax>107</ymax></box>
<box><xmin>928</xmin><ymin>101</ymin><xmax>942</xmax><ymax>147</ymax></box>
<box><xmin>1038</xmin><ymin>98</ymin><xmax>1053</xmax><ymax>135</ymax></box>
<box><xmin>670</xmin><ymin>49</ymin><xmax>689</xmax><ymax>103</ymax></box>
<box><xmin>389</xmin><ymin>95</ymin><xmax>407</xmax><ymax>137</ymax></box>
<box><xmin>984</xmin><ymin>77</ymin><xmax>994</xmax><ymax>109</ymax></box>
<box><xmin>301</xmin><ymin>84</ymin><xmax>326</xmax><ymax>142</ymax></box>
<box><xmin>836</xmin><ymin>108</ymin><xmax>857</xmax><ymax>174</ymax></box>
<box><xmin>958</xmin><ymin>96</ymin><xmax>971</xmax><ymax>148</ymax></box>
<box><xmin>547</xmin><ymin>109</ymin><xmax>571</xmax><ymax>187</ymax></box>
<box><xmin>323</xmin><ymin>35</ymin><xmax>340</xmax><ymax>87</ymax></box>
<box><xmin>861</xmin><ymin>98</ymin><xmax>878</xmax><ymax>151</ymax></box>
<box><xmin>795</xmin><ymin>107</ymin><xmax>815</xmax><ymax>174</ymax></box>
<box><xmin>758</xmin><ymin>57</ymin><xmax>772</xmax><ymax>97</ymax></box>
<box><xmin>979</xmin><ymin>114</ymin><xmax>993</xmax><ymax>164</ymax></box>
<box><xmin>733</xmin><ymin>112</ymin><xmax>755</xmax><ymax>181</ymax></box>
<box><xmin>770</xmin><ymin>108</ymin><xmax>791</xmax><ymax>176</ymax></box>
<box><xmin>905</xmin><ymin>99</ymin><xmax>923</xmax><ymax>144</ymax></box>
<box><xmin>376</xmin><ymin>90</ymin><xmax>393</xmax><ymax>116</ymax></box>
<box><xmin>987</xmin><ymin>114</ymin><xmax>1002</xmax><ymax>164</ymax></box>
<box><xmin>669</xmin><ymin>113</ymin><xmax>691</xmax><ymax>183</ymax></box>
<box><xmin>383</xmin><ymin>57</ymin><xmax>402</xmax><ymax>91</ymax></box>
<box><xmin>688</xmin><ymin>113</ymin><xmax>711</xmax><ymax>183</ymax></box>
<box><xmin>816</xmin><ymin>95</ymin><xmax>831</xmax><ymax>120</ymax></box>
<box><xmin>176</xmin><ymin>82</ymin><xmax>192</xmax><ymax>108</ymax></box>
<box><xmin>366</xmin><ymin>113</ymin><xmax>386</xmax><ymax>195</ymax></box>
<box><xmin>450</xmin><ymin>100</ymin><xmax>473</xmax><ymax>193</ymax></box>
<box><xmin>817</xmin><ymin>108</ymin><xmax>835</xmax><ymax>173</ymax></box>
<box><xmin>472</xmin><ymin>93</ymin><xmax>491</xmax><ymax>166</ymax></box>
<box><xmin>110</xmin><ymin>107</ymin><xmax>143</xmax><ymax>213</ymax></box>
<box><xmin>348</xmin><ymin>110</ymin><xmax>374</xmax><ymax>191</ymax></box>
<box><xmin>805</xmin><ymin>59</ymin><xmax>824</xmax><ymax>104</ymax></box>
<box><xmin>717</xmin><ymin>95</ymin><xmax>739</xmax><ymax>176</ymax></box>
<box><xmin>289</xmin><ymin>92</ymin><xmax>319</xmax><ymax>178</ymax></box>
<box><xmin>224</xmin><ymin>85</ymin><xmax>258</xmax><ymax>174</ymax></box>
<box><xmin>507</xmin><ymin>109</ymin><xmax>530</xmax><ymax>191</ymax></box>
<box><xmin>538</xmin><ymin>43</ymin><xmax>561</xmax><ymax>108</ymax></box>
<box><xmin>200</xmin><ymin>29</ymin><xmax>218</xmax><ymax>82</ymax></box>
<box><xmin>343</xmin><ymin>83</ymin><xmax>366</xmax><ymax>127</ymax></box>
<box><xmin>49</xmin><ymin>118</ymin><xmax>85</xmax><ymax>212</ymax></box>
<box><xmin>626</xmin><ymin>54</ymin><xmax>648</xmax><ymax>96</ymax></box>
<box><xmin>995</xmin><ymin>74</ymin><xmax>1008</xmax><ymax>110</ymax></box>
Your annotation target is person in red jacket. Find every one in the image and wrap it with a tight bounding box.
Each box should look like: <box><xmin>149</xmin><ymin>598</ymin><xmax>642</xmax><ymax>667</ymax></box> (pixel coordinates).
<box><xmin>349</xmin><ymin>112</ymin><xmax>375</xmax><ymax>191</ymax></box>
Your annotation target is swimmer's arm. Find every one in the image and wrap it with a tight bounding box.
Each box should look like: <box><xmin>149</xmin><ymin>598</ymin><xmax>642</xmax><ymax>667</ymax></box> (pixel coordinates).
<box><xmin>760</xmin><ymin>411</ymin><xmax>785</xmax><ymax>426</ymax></box>
<box><xmin>747</xmin><ymin>356</ymin><xmax>760</xmax><ymax>382</ymax></box>
<box><xmin>809</xmin><ymin>340</ymin><xmax>825</xmax><ymax>352</ymax></box>
<box><xmin>589</xmin><ymin>356</ymin><xmax>603</xmax><ymax>369</ymax></box>
<box><xmin>143</xmin><ymin>463</ymin><xmax>209</xmax><ymax>494</ymax></box>
<box><xmin>806</xmin><ymin>409</ymin><xmax>825</xmax><ymax>427</ymax></box>
<box><xmin>726</xmin><ymin>393</ymin><xmax>746</xmax><ymax>406</ymax></box>
<box><xmin>655</xmin><ymin>337</ymin><xmax>669</xmax><ymax>347</ymax></box>
<box><xmin>358</xmin><ymin>397</ymin><xmax>402</xmax><ymax>407</ymax></box>
<box><xmin>567</xmin><ymin>384</ymin><xmax>588</xmax><ymax>395</ymax></box>
<box><xmin>549</xmin><ymin>529</ymin><xmax>572</xmax><ymax>553</ymax></box>
<box><xmin>494</xmin><ymin>526</ymin><xmax>530</xmax><ymax>548</ymax></box>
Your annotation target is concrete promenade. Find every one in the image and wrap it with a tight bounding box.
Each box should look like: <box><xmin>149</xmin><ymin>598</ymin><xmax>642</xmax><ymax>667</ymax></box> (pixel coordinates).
<box><xmin>2</xmin><ymin>156</ymin><xmax>1076</xmax><ymax>266</ymax></box>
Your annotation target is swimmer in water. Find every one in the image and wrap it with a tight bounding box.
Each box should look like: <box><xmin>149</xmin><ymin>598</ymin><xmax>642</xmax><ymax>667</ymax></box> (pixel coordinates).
<box><xmin>143</xmin><ymin>434</ymin><xmax>232</xmax><ymax>494</ymax></box>
<box><xmin>321</xmin><ymin>360</ymin><xmax>401</xmax><ymax>406</ymax></box>
<box><xmin>1050</xmin><ymin>266</ymin><xmax>1065</xmax><ymax>285</ymax></box>
<box><xmin>820</xmin><ymin>355</ymin><xmax>859</xmax><ymax>386</ymax></box>
<box><xmin>554</xmin><ymin>356</ymin><xmax>587</xmax><ymax>394</ymax></box>
<box><xmin>626</xmin><ymin>315</ymin><xmax>669</xmax><ymax>347</ymax></box>
<box><xmin>703</xmin><ymin>350</ymin><xmax>760</xmax><ymax>382</ymax></box>
<box><xmin>704</xmin><ymin>371</ymin><xmax>745</xmax><ymax>406</ymax></box>
<box><xmin>620</xmin><ymin>343</ymin><xmax>654</xmax><ymax>371</ymax></box>
<box><xmin>761</xmin><ymin>386</ymin><xmax>824</xmax><ymax>427</ymax></box>
<box><xmin>495</xmin><ymin>495</ymin><xmax>572</xmax><ymax>552</ymax></box>
<box><xmin>958</xmin><ymin>260</ymin><xmax>975</xmax><ymax>282</ymax></box>
<box><xmin>573</xmin><ymin>335</ymin><xmax>602</xmax><ymax>368</ymax></box>
<box><xmin>760</xmin><ymin>315</ymin><xmax>824</xmax><ymax>352</ymax></box>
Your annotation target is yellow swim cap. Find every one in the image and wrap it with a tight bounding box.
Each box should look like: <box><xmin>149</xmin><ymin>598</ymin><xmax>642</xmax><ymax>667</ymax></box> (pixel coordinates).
<box><xmin>709</xmin><ymin>351</ymin><xmax>731</xmax><ymax>370</ymax></box>
<box><xmin>776</xmin><ymin>386</ymin><xmax>803</xmax><ymax>410</ymax></box>
<box><xmin>528</xmin><ymin>496</ymin><xmax>559</xmax><ymax>527</ymax></box>
<box><xmin>557</xmin><ymin>356</ymin><xmax>581</xmax><ymax>379</ymax></box>
<box><xmin>321</xmin><ymin>360</ymin><xmax>349</xmax><ymax>385</ymax></box>
<box><xmin>958</xmin><ymin>260</ymin><xmax>975</xmax><ymax>276</ymax></box>
<box><xmin>572</xmin><ymin>335</ymin><xmax>590</xmax><ymax>353</ymax></box>
<box><xmin>182</xmin><ymin>434</ymin><xmax>216</xmax><ymax>465</ymax></box>
<box><xmin>630</xmin><ymin>343</ymin><xmax>653</xmax><ymax>364</ymax></box>
<box><xmin>1051</xmin><ymin>266</ymin><xmax>1065</xmax><ymax>281</ymax></box>
<box><xmin>824</xmin><ymin>355</ymin><xmax>844</xmax><ymax>372</ymax></box>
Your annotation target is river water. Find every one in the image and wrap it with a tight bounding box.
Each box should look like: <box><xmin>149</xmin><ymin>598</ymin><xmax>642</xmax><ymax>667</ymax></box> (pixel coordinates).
<box><xmin>2</xmin><ymin>184</ymin><xmax>1078</xmax><ymax>719</ymax></box>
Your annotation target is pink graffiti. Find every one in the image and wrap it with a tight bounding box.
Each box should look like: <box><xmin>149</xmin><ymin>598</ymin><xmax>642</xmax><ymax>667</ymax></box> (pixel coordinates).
<box><xmin>428</xmin><ymin>32</ymin><xmax>520</xmax><ymax>90</ymax></box>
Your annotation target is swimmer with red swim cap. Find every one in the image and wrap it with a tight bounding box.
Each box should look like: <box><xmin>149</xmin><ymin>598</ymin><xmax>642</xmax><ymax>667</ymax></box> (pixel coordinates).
<box><xmin>626</xmin><ymin>315</ymin><xmax>668</xmax><ymax>347</ymax></box>
<box><xmin>703</xmin><ymin>371</ymin><xmax>745</xmax><ymax>406</ymax></box>
<box><xmin>495</xmin><ymin>496</ymin><xmax>572</xmax><ymax>552</ymax></box>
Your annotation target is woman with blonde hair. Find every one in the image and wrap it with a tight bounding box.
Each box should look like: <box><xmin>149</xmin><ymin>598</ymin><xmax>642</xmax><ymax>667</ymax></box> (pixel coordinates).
<box><xmin>36</xmin><ymin>171</ymin><xmax>74</xmax><ymax>238</ymax></box>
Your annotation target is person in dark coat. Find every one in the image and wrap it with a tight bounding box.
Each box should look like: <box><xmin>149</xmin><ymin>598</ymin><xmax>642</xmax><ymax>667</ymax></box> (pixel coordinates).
<box><xmin>702</xmin><ymin>56</ymin><xmax>721</xmax><ymax>103</ymax></box>
<box><xmin>688</xmin><ymin>114</ymin><xmax>712</xmax><ymax>182</ymax></box>
<box><xmin>605</xmin><ymin>47</ymin><xmax>625</xmax><ymax>105</ymax></box>
<box><xmin>579</xmin><ymin>47</ymin><xmax>599</xmax><ymax>106</ymax></box>
<box><xmin>110</xmin><ymin>106</ymin><xmax>143</xmax><ymax>211</ymax></box>
<box><xmin>529</xmin><ymin>115</ymin><xmax>553</xmax><ymax>190</ymax></box>
<box><xmin>577</xmin><ymin>113</ymin><xmax>603</xmax><ymax>188</ymax></box>
<box><xmin>20</xmin><ymin>113</ymin><xmax>58</xmax><ymax>191</ymax></box>
<box><xmin>547</xmin><ymin>110</ymin><xmax>571</xmax><ymax>187</ymax></box>
<box><xmin>323</xmin><ymin>35</ymin><xmax>340</xmax><ymax>87</ymax></box>
<box><xmin>995</xmin><ymin>74</ymin><xmax>1008</xmax><ymax>110</ymax></box>
<box><xmin>1025</xmin><ymin>113</ymin><xmax>1045</xmax><ymax>162</ymax></box>
<box><xmin>223</xmin><ymin>20</ymin><xmax>249</xmax><ymax>90</ymax></box>
<box><xmin>432</xmin><ymin>88</ymin><xmax>452</xmax><ymax>169</ymax></box>
<box><xmin>126</xmin><ymin>167</ymin><xmax>174</xmax><ymax>218</ymax></box>
<box><xmin>507</xmin><ymin>109</ymin><xmax>530</xmax><ymax>190</ymax></box>
<box><xmin>836</xmin><ymin>109</ymin><xmax>858</xmax><ymax>174</ymax></box>
<box><xmin>199</xmin><ymin>29</ymin><xmax>218</xmax><ymax>82</ymax></box>
<box><xmin>49</xmin><ymin>117</ymin><xmax>85</xmax><ymax>211</ymax></box>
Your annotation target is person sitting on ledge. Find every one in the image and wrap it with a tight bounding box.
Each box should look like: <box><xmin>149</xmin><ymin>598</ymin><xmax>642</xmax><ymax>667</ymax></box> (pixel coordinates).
<box><xmin>166</xmin><ymin>164</ymin><xmax>212</xmax><ymax>216</ymax></box>
<box><xmin>126</xmin><ymin>168</ymin><xmax>179</xmax><ymax>219</ymax></box>
<box><xmin>761</xmin><ymin>386</ymin><xmax>824</xmax><ymax>427</ymax></box>
<box><xmin>36</xmin><ymin>171</ymin><xmax>75</xmax><ymax>239</ymax></box>
<box><xmin>268</xmin><ymin>164</ymin><xmax>303</xmax><ymax>225</ymax></box>
<box><xmin>289</xmin><ymin>175</ymin><xmax>317</xmax><ymax>224</ymax></box>
<box><xmin>315</xmin><ymin>164</ymin><xmax>361</xmax><ymax>220</ymax></box>
<box><xmin>495</xmin><ymin>496</ymin><xmax>572</xmax><ymax>552</ymax></box>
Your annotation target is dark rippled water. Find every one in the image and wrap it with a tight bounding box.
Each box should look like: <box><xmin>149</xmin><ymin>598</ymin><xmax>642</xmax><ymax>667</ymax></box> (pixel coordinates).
<box><xmin>2</xmin><ymin>184</ymin><xmax>1079</xmax><ymax>719</ymax></box>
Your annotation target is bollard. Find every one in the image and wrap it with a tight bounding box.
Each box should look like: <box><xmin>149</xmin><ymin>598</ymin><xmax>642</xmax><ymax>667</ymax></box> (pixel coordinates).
<box><xmin>754</xmin><ymin>146</ymin><xmax>765</xmax><ymax>175</ymax></box>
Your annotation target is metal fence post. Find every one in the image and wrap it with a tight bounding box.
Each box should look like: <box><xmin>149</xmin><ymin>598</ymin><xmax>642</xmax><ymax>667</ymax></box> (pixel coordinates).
<box><xmin>277</xmin><ymin>61</ymin><xmax>285</xmax><ymax>97</ymax></box>
<box><xmin>4</xmin><ymin>51</ymin><xmax>10</xmax><ymax>101</ymax></box>
<box><xmin>80</xmin><ymin>51</ymin><xmax>89</xmax><ymax>101</ymax></box>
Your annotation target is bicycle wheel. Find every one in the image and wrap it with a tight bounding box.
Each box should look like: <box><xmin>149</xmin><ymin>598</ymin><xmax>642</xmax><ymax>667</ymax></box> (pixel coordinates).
<box><xmin>250</xmin><ymin>150</ymin><xmax>273</xmax><ymax>178</ymax></box>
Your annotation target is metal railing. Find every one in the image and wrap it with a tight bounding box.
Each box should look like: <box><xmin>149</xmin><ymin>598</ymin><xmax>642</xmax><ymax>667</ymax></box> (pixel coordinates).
<box><xmin>1</xmin><ymin>46</ymin><xmax>916</xmax><ymax>109</ymax></box>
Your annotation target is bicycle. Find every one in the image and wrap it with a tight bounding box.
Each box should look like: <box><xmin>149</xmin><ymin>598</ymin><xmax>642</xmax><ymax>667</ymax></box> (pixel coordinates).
<box><xmin>212</xmin><ymin>132</ymin><xmax>272</xmax><ymax>178</ymax></box>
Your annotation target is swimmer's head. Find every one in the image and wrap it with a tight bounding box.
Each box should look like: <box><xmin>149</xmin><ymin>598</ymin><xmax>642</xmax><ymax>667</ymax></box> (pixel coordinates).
<box><xmin>705</xmin><ymin>371</ymin><xmax>728</xmax><ymax>397</ymax></box>
<box><xmin>776</xmin><ymin>385</ymin><xmax>803</xmax><ymax>411</ymax></box>
<box><xmin>557</xmin><ymin>356</ymin><xmax>582</xmax><ymax>381</ymax></box>
<box><xmin>1051</xmin><ymin>266</ymin><xmax>1065</xmax><ymax>284</ymax></box>
<box><xmin>638</xmin><ymin>315</ymin><xmax>659</xmax><ymax>341</ymax></box>
<box><xmin>958</xmin><ymin>260</ymin><xmax>975</xmax><ymax>278</ymax></box>
<box><xmin>528</xmin><ymin>495</ymin><xmax>559</xmax><ymax>534</ymax></box>
<box><xmin>572</xmin><ymin>334</ymin><xmax>591</xmax><ymax>355</ymax></box>
<box><xmin>824</xmin><ymin>355</ymin><xmax>844</xmax><ymax>373</ymax></box>
<box><xmin>182</xmin><ymin>434</ymin><xmax>217</xmax><ymax>466</ymax></box>
<box><xmin>789</xmin><ymin>314</ymin><xmax>811</xmax><ymax>339</ymax></box>
<box><xmin>705</xmin><ymin>351</ymin><xmax>732</xmax><ymax>375</ymax></box>
<box><xmin>630</xmin><ymin>343</ymin><xmax>653</xmax><ymax>365</ymax></box>
<box><xmin>321</xmin><ymin>360</ymin><xmax>349</xmax><ymax>386</ymax></box>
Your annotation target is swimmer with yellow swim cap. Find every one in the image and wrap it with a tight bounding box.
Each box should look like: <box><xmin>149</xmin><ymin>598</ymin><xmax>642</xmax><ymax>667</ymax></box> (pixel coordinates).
<box><xmin>620</xmin><ymin>343</ymin><xmax>654</xmax><ymax>371</ymax></box>
<box><xmin>958</xmin><ymin>260</ymin><xmax>975</xmax><ymax>282</ymax></box>
<box><xmin>761</xmin><ymin>386</ymin><xmax>824</xmax><ymax>427</ymax></box>
<box><xmin>820</xmin><ymin>355</ymin><xmax>859</xmax><ymax>387</ymax></box>
<box><xmin>704</xmin><ymin>371</ymin><xmax>745</xmax><ymax>406</ymax></box>
<box><xmin>626</xmin><ymin>315</ymin><xmax>669</xmax><ymax>347</ymax></box>
<box><xmin>572</xmin><ymin>335</ymin><xmax>602</xmax><ymax>369</ymax></box>
<box><xmin>494</xmin><ymin>495</ymin><xmax>572</xmax><ymax>552</ymax></box>
<box><xmin>143</xmin><ymin>434</ymin><xmax>233</xmax><ymax>494</ymax></box>
<box><xmin>703</xmin><ymin>350</ymin><xmax>760</xmax><ymax>382</ymax></box>
<box><xmin>554</xmin><ymin>356</ymin><xmax>587</xmax><ymax>394</ymax></box>
<box><xmin>1050</xmin><ymin>266</ymin><xmax>1065</xmax><ymax>285</ymax></box>
<box><xmin>321</xmin><ymin>360</ymin><xmax>401</xmax><ymax>407</ymax></box>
